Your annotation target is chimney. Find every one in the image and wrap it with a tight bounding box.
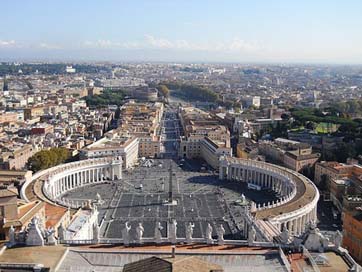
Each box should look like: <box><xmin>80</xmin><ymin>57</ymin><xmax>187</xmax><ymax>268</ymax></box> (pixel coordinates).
<box><xmin>171</xmin><ymin>245</ymin><xmax>176</xmax><ymax>258</ymax></box>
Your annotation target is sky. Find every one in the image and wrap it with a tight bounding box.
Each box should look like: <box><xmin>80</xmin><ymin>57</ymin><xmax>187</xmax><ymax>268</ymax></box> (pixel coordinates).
<box><xmin>0</xmin><ymin>0</ymin><xmax>362</xmax><ymax>63</ymax></box>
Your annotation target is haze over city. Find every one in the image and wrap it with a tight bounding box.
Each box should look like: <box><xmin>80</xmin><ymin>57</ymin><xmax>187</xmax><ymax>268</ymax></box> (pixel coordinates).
<box><xmin>1</xmin><ymin>0</ymin><xmax>362</xmax><ymax>63</ymax></box>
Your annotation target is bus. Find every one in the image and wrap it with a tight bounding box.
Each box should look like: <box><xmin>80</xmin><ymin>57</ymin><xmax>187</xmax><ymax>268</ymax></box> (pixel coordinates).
<box><xmin>247</xmin><ymin>183</ymin><xmax>261</xmax><ymax>191</ymax></box>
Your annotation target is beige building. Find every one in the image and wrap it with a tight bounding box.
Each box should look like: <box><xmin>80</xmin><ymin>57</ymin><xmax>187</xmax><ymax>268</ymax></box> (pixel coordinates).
<box><xmin>81</xmin><ymin>101</ymin><xmax>164</xmax><ymax>164</ymax></box>
<box><xmin>118</xmin><ymin>101</ymin><xmax>164</xmax><ymax>158</ymax></box>
<box><xmin>314</xmin><ymin>161</ymin><xmax>359</xmax><ymax>185</ymax></box>
<box><xmin>0</xmin><ymin>112</ymin><xmax>19</xmax><ymax>124</ymax></box>
<box><xmin>0</xmin><ymin>170</ymin><xmax>32</xmax><ymax>186</ymax></box>
<box><xmin>283</xmin><ymin>150</ymin><xmax>320</xmax><ymax>172</ymax></box>
<box><xmin>0</xmin><ymin>144</ymin><xmax>34</xmax><ymax>170</ymax></box>
<box><xmin>259</xmin><ymin>138</ymin><xmax>320</xmax><ymax>172</ymax></box>
<box><xmin>314</xmin><ymin>161</ymin><xmax>362</xmax><ymax>210</ymax></box>
<box><xmin>80</xmin><ymin>132</ymin><xmax>139</xmax><ymax>168</ymax></box>
<box><xmin>24</xmin><ymin>106</ymin><xmax>44</xmax><ymax>120</ymax></box>
<box><xmin>179</xmin><ymin>107</ymin><xmax>232</xmax><ymax>169</ymax></box>
<box><xmin>0</xmin><ymin>185</ymin><xmax>46</xmax><ymax>239</ymax></box>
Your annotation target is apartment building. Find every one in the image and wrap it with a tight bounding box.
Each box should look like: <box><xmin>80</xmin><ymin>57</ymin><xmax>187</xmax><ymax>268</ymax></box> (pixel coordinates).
<box><xmin>80</xmin><ymin>132</ymin><xmax>139</xmax><ymax>169</ymax></box>
<box><xmin>24</xmin><ymin>106</ymin><xmax>44</xmax><ymax>120</ymax></box>
<box><xmin>118</xmin><ymin>101</ymin><xmax>164</xmax><ymax>158</ymax></box>
<box><xmin>342</xmin><ymin>196</ymin><xmax>362</xmax><ymax>263</ymax></box>
<box><xmin>314</xmin><ymin>161</ymin><xmax>362</xmax><ymax>185</ymax></box>
<box><xmin>178</xmin><ymin>107</ymin><xmax>232</xmax><ymax>169</ymax></box>
<box><xmin>259</xmin><ymin>138</ymin><xmax>320</xmax><ymax>172</ymax></box>
<box><xmin>314</xmin><ymin>161</ymin><xmax>362</xmax><ymax>210</ymax></box>
<box><xmin>0</xmin><ymin>144</ymin><xmax>34</xmax><ymax>170</ymax></box>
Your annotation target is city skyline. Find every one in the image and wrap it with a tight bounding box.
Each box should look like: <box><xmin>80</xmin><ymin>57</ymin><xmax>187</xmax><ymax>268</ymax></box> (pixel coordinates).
<box><xmin>1</xmin><ymin>0</ymin><xmax>362</xmax><ymax>63</ymax></box>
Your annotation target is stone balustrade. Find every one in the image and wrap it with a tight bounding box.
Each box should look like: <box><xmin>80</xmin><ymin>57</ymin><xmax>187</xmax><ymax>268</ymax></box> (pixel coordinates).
<box><xmin>219</xmin><ymin>156</ymin><xmax>319</xmax><ymax>236</ymax></box>
<box><xmin>20</xmin><ymin>157</ymin><xmax>122</xmax><ymax>206</ymax></box>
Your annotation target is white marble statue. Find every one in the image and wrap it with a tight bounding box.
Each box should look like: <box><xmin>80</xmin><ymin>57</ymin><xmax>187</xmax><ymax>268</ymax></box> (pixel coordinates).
<box><xmin>122</xmin><ymin>222</ymin><xmax>131</xmax><ymax>246</ymax></box>
<box><xmin>280</xmin><ymin>227</ymin><xmax>290</xmax><ymax>244</ymax></box>
<box><xmin>304</xmin><ymin>226</ymin><xmax>329</xmax><ymax>252</ymax></box>
<box><xmin>154</xmin><ymin>222</ymin><xmax>163</xmax><ymax>244</ymax></box>
<box><xmin>206</xmin><ymin>223</ymin><xmax>213</xmax><ymax>244</ymax></box>
<box><xmin>186</xmin><ymin>222</ymin><xmax>195</xmax><ymax>244</ymax></box>
<box><xmin>93</xmin><ymin>222</ymin><xmax>100</xmax><ymax>242</ymax></box>
<box><xmin>241</xmin><ymin>193</ymin><xmax>246</xmax><ymax>203</ymax></box>
<box><xmin>8</xmin><ymin>225</ymin><xmax>15</xmax><ymax>247</ymax></box>
<box><xmin>26</xmin><ymin>217</ymin><xmax>45</xmax><ymax>246</ymax></box>
<box><xmin>248</xmin><ymin>225</ymin><xmax>256</xmax><ymax>245</ymax></box>
<box><xmin>46</xmin><ymin>228</ymin><xmax>57</xmax><ymax>245</ymax></box>
<box><xmin>334</xmin><ymin>230</ymin><xmax>342</xmax><ymax>248</ymax></box>
<box><xmin>217</xmin><ymin>224</ymin><xmax>226</xmax><ymax>245</ymax></box>
<box><xmin>96</xmin><ymin>193</ymin><xmax>103</xmax><ymax>204</ymax></box>
<box><xmin>136</xmin><ymin>223</ymin><xmax>144</xmax><ymax>243</ymax></box>
<box><xmin>169</xmin><ymin>219</ymin><xmax>177</xmax><ymax>244</ymax></box>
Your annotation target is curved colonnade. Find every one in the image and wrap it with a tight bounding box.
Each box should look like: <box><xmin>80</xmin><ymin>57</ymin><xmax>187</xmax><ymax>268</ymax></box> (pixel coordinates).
<box><xmin>21</xmin><ymin>157</ymin><xmax>122</xmax><ymax>208</ymax></box>
<box><xmin>219</xmin><ymin>157</ymin><xmax>319</xmax><ymax>236</ymax></box>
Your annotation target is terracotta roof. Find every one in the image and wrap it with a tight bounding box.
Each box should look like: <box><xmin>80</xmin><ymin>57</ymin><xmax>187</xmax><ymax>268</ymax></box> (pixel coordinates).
<box><xmin>45</xmin><ymin>203</ymin><xmax>68</xmax><ymax>228</ymax></box>
<box><xmin>18</xmin><ymin>201</ymin><xmax>38</xmax><ymax>218</ymax></box>
<box><xmin>3</xmin><ymin>201</ymin><xmax>44</xmax><ymax>228</ymax></box>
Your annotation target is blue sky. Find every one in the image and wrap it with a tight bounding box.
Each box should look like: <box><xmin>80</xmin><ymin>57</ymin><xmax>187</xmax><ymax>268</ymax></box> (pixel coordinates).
<box><xmin>1</xmin><ymin>0</ymin><xmax>362</xmax><ymax>63</ymax></box>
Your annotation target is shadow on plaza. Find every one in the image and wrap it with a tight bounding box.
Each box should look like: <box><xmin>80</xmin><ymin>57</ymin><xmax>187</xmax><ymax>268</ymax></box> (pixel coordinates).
<box><xmin>186</xmin><ymin>175</ymin><xmax>279</xmax><ymax>204</ymax></box>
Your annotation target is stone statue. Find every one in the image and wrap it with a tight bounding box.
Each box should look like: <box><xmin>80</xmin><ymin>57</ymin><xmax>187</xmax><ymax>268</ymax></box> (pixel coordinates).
<box><xmin>250</xmin><ymin>201</ymin><xmax>257</xmax><ymax>212</ymax></box>
<box><xmin>58</xmin><ymin>223</ymin><xmax>65</xmax><ymax>241</ymax></box>
<box><xmin>96</xmin><ymin>193</ymin><xmax>104</xmax><ymax>205</ymax></box>
<box><xmin>46</xmin><ymin>228</ymin><xmax>57</xmax><ymax>245</ymax></box>
<box><xmin>241</xmin><ymin>193</ymin><xmax>246</xmax><ymax>204</ymax></box>
<box><xmin>206</xmin><ymin>223</ymin><xmax>213</xmax><ymax>244</ymax></box>
<box><xmin>334</xmin><ymin>230</ymin><xmax>342</xmax><ymax>249</ymax></box>
<box><xmin>304</xmin><ymin>226</ymin><xmax>329</xmax><ymax>252</ymax></box>
<box><xmin>122</xmin><ymin>222</ymin><xmax>131</xmax><ymax>246</ymax></box>
<box><xmin>154</xmin><ymin>222</ymin><xmax>163</xmax><ymax>244</ymax></box>
<box><xmin>26</xmin><ymin>217</ymin><xmax>45</xmax><ymax>246</ymax></box>
<box><xmin>217</xmin><ymin>224</ymin><xmax>226</xmax><ymax>245</ymax></box>
<box><xmin>186</xmin><ymin>222</ymin><xmax>195</xmax><ymax>244</ymax></box>
<box><xmin>280</xmin><ymin>227</ymin><xmax>290</xmax><ymax>244</ymax></box>
<box><xmin>248</xmin><ymin>225</ymin><xmax>256</xmax><ymax>245</ymax></box>
<box><xmin>169</xmin><ymin>219</ymin><xmax>177</xmax><ymax>244</ymax></box>
<box><xmin>8</xmin><ymin>225</ymin><xmax>15</xmax><ymax>247</ymax></box>
<box><xmin>93</xmin><ymin>223</ymin><xmax>100</xmax><ymax>243</ymax></box>
<box><xmin>136</xmin><ymin>223</ymin><xmax>144</xmax><ymax>243</ymax></box>
<box><xmin>308</xmin><ymin>220</ymin><xmax>317</xmax><ymax>230</ymax></box>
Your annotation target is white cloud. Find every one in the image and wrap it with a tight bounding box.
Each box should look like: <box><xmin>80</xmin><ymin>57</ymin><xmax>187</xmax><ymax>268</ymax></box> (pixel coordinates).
<box><xmin>143</xmin><ymin>35</ymin><xmax>264</xmax><ymax>53</ymax></box>
<box><xmin>39</xmin><ymin>42</ymin><xmax>62</xmax><ymax>49</ymax></box>
<box><xmin>82</xmin><ymin>39</ymin><xmax>141</xmax><ymax>49</ymax></box>
<box><xmin>0</xmin><ymin>40</ymin><xmax>16</xmax><ymax>47</ymax></box>
<box><xmin>80</xmin><ymin>35</ymin><xmax>265</xmax><ymax>54</ymax></box>
<box><xmin>144</xmin><ymin>34</ymin><xmax>174</xmax><ymax>49</ymax></box>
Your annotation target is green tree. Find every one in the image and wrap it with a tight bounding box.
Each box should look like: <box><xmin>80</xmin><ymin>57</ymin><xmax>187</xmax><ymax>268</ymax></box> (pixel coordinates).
<box><xmin>85</xmin><ymin>89</ymin><xmax>126</xmax><ymax>107</ymax></box>
<box><xmin>157</xmin><ymin>85</ymin><xmax>170</xmax><ymax>98</ymax></box>
<box><xmin>27</xmin><ymin>147</ymin><xmax>70</xmax><ymax>172</ymax></box>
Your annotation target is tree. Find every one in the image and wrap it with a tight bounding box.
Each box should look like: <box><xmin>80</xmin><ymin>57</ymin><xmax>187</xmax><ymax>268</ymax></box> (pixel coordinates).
<box><xmin>27</xmin><ymin>147</ymin><xmax>70</xmax><ymax>172</ymax></box>
<box><xmin>158</xmin><ymin>85</ymin><xmax>170</xmax><ymax>98</ymax></box>
<box><xmin>305</xmin><ymin>121</ymin><xmax>317</xmax><ymax>130</ymax></box>
<box><xmin>281</xmin><ymin>113</ymin><xmax>290</xmax><ymax>121</ymax></box>
<box><xmin>161</xmin><ymin>82</ymin><xmax>219</xmax><ymax>103</ymax></box>
<box><xmin>85</xmin><ymin>89</ymin><xmax>126</xmax><ymax>107</ymax></box>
